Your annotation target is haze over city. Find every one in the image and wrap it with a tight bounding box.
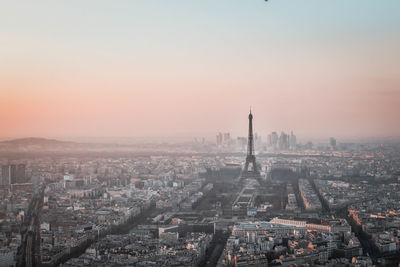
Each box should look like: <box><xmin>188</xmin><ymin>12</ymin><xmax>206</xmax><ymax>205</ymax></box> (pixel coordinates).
<box><xmin>1</xmin><ymin>0</ymin><xmax>400</xmax><ymax>142</ymax></box>
<box><xmin>2</xmin><ymin>2</ymin><xmax>400</xmax><ymax>267</ymax></box>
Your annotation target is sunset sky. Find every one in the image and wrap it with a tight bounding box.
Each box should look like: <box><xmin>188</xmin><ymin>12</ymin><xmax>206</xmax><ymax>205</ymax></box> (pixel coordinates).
<box><xmin>1</xmin><ymin>0</ymin><xmax>400</xmax><ymax>142</ymax></box>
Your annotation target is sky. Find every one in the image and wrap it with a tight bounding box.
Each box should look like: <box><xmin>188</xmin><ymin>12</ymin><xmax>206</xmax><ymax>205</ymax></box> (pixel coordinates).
<box><xmin>1</xmin><ymin>0</ymin><xmax>400</xmax><ymax>142</ymax></box>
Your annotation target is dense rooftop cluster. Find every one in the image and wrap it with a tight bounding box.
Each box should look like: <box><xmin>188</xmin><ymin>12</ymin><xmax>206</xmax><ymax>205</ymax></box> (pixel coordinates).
<box><xmin>220</xmin><ymin>219</ymin><xmax>365</xmax><ymax>266</ymax></box>
<box><xmin>0</xmin><ymin>141</ymin><xmax>399</xmax><ymax>266</ymax></box>
<box><xmin>62</xmin><ymin>232</ymin><xmax>212</xmax><ymax>267</ymax></box>
<box><xmin>348</xmin><ymin>185</ymin><xmax>400</xmax><ymax>255</ymax></box>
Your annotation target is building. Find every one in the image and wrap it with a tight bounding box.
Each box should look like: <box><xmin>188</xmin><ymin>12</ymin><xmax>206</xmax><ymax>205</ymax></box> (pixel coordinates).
<box><xmin>1</xmin><ymin>165</ymin><xmax>10</xmax><ymax>186</ymax></box>
<box><xmin>16</xmin><ymin>164</ymin><xmax>26</xmax><ymax>183</ymax></box>
<box><xmin>290</xmin><ymin>131</ymin><xmax>297</xmax><ymax>151</ymax></box>
<box><xmin>330</xmin><ymin>137</ymin><xmax>337</xmax><ymax>149</ymax></box>
<box><xmin>216</xmin><ymin>132</ymin><xmax>223</xmax><ymax>147</ymax></box>
<box><xmin>267</xmin><ymin>132</ymin><xmax>278</xmax><ymax>150</ymax></box>
<box><xmin>279</xmin><ymin>132</ymin><xmax>289</xmax><ymax>151</ymax></box>
<box><xmin>270</xmin><ymin>218</ymin><xmax>351</xmax><ymax>234</ymax></box>
<box><xmin>223</xmin><ymin>133</ymin><xmax>231</xmax><ymax>147</ymax></box>
<box><xmin>232</xmin><ymin>221</ymin><xmax>307</xmax><ymax>237</ymax></box>
<box><xmin>1</xmin><ymin>165</ymin><xmax>17</xmax><ymax>185</ymax></box>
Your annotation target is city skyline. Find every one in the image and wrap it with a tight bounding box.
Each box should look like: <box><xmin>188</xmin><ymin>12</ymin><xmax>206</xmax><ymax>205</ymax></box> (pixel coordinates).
<box><xmin>2</xmin><ymin>2</ymin><xmax>400</xmax><ymax>266</ymax></box>
<box><xmin>1</xmin><ymin>0</ymin><xmax>400</xmax><ymax>140</ymax></box>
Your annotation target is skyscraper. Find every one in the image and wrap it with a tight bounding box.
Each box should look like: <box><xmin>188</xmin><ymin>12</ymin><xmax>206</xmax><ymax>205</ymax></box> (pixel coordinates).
<box><xmin>216</xmin><ymin>132</ymin><xmax>223</xmax><ymax>147</ymax></box>
<box><xmin>1</xmin><ymin>165</ymin><xmax>17</xmax><ymax>185</ymax></box>
<box><xmin>17</xmin><ymin>164</ymin><xmax>26</xmax><ymax>183</ymax></box>
<box><xmin>330</xmin><ymin>137</ymin><xmax>337</xmax><ymax>150</ymax></box>
<box><xmin>9</xmin><ymin>165</ymin><xmax>17</xmax><ymax>184</ymax></box>
<box><xmin>270</xmin><ymin>132</ymin><xmax>278</xmax><ymax>151</ymax></box>
<box><xmin>1</xmin><ymin>164</ymin><xmax>26</xmax><ymax>185</ymax></box>
<box><xmin>279</xmin><ymin>132</ymin><xmax>289</xmax><ymax>151</ymax></box>
<box><xmin>290</xmin><ymin>131</ymin><xmax>297</xmax><ymax>151</ymax></box>
<box><xmin>223</xmin><ymin>133</ymin><xmax>231</xmax><ymax>147</ymax></box>
<box><xmin>1</xmin><ymin>165</ymin><xmax>10</xmax><ymax>186</ymax></box>
<box><xmin>217</xmin><ymin>132</ymin><xmax>231</xmax><ymax>148</ymax></box>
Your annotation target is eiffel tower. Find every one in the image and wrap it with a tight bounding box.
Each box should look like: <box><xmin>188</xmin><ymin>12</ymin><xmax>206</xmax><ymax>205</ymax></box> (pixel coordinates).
<box><xmin>242</xmin><ymin>109</ymin><xmax>260</xmax><ymax>178</ymax></box>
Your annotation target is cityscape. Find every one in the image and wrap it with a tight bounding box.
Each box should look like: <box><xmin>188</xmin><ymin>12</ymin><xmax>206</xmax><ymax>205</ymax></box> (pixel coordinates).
<box><xmin>0</xmin><ymin>111</ymin><xmax>399</xmax><ymax>266</ymax></box>
<box><xmin>1</xmin><ymin>1</ymin><xmax>400</xmax><ymax>267</ymax></box>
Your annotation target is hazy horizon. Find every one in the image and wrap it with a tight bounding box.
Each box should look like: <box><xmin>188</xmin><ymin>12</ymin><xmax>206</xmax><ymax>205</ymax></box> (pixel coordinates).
<box><xmin>2</xmin><ymin>0</ymin><xmax>400</xmax><ymax>140</ymax></box>
<box><xmin>1</xmin><ymin>133</ymin><xmax>400</xmax><ymax>146</ymax></box>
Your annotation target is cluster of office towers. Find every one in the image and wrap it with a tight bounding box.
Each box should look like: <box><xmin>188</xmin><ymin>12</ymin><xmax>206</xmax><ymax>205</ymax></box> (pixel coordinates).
<box><xmin>216</xmin><ymin>132</ymin><xmax>231</xmax><ymax>147</ymax></box>
<box><xmin>267</xmin><ymin>131</ymin><xmax>297</xmax><ymax>151</ymax></box>
<box><xmin>1</xmin><ymin>164</ymin><xmax>27</xmax><ymax>186</ymax></box>
<box><xmin>216</xmin><ymin>130</ymin><xmax>297</xmax><ymax>151</ymax></box>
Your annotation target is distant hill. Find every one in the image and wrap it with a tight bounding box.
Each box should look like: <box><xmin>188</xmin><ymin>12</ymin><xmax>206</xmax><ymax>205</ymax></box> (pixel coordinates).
<box><xmin>0</xmin><ymin>137</ymin><xmax>74</xmax><ymax>145</ymax></box>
